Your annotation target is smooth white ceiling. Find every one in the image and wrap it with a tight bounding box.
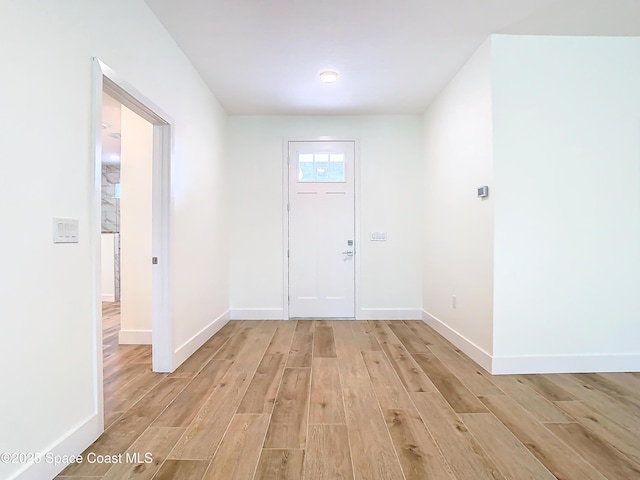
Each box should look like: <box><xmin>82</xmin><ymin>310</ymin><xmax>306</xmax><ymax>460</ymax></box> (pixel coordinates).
<box><xmin>144</xmin><ymin>0</ymin><xmax>640</xmax><ymax>114</ymax></box>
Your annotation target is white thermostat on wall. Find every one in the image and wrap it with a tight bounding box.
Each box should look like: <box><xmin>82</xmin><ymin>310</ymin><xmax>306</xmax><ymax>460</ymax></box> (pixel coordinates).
<box><xmin>477</xmin><ymin>186</ymin><xmax>489</xmax><ymax>198</ymax></box>
<box><xmin>370</xmin><ymin>232</ymin><xmax>387</xmax><ymax>241</ymax></box>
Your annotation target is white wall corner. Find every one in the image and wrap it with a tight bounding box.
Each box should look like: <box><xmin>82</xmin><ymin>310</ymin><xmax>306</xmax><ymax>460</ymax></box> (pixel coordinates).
<box><xmin>118</xmin><ymin>329</ymin><xmax>153</xmax><ymax>345</ymax></box>
<box><xmin>492</xmin><ymin>354</ymin><xmax>640</xmax><ymax>375</ymax></box>
<box><xmin>421</xmin><ymin>310</ymin><xmax>493</xmax><ymax>373</ymax></box>
<box><xmin>358</xmin><ymin>308</ymin><xmax>423</xmax><ymax>320</ymax></box>
<box><xmin>173</xmin><ymin>310</ymin><xmax>231</xmax><ymax>369</ymax></box>
<box><xmin>12</xmin><ymin>413</ymin><xmax>102</xmax><ymax>480</ymax></box>
<box><xmin>230</xmin><ymin>308</ymin><xmax>285</xmax><ymax>320</ymax></box>
<box><xmin>101</xmin><ymin>295</ymin><xmax>115</xmax><ymax>302</ymax></box>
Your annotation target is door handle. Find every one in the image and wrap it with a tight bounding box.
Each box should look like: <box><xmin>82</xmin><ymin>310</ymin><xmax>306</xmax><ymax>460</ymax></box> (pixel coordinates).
<box><xmin>342</xmin><ymin>250</ymin><xmax>354</xmax><ymax>256</ymax></box>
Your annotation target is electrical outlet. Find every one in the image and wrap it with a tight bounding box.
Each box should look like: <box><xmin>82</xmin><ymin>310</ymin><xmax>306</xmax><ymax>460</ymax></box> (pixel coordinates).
<box><xmin>452</xmin><ymin>295</ymin><xmax>457</xmax><ymax>309</ymax></box>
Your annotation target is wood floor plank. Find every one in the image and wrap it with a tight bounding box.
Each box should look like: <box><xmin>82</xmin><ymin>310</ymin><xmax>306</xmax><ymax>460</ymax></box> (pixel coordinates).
<box><xmin>545</xmin><ymin>422</ymin><xmax>640</xmax><ymax>480</ymax></box>
<box><xmin>304</xmin><ymin>424</ymin><xmax>354</xmax><ymax>480</ymax></box>
<box><xmin>428</xmin><ymin>343</ymin><xmax>503</xmax><ymax>396</ymax></box>
<box><xmin>554</xmin><ymin>400</ymin><xmax>640</xmax><ymax>466</ymax></box>
<box><xmin>402</xmin><ymin>320</ymin><xmax>446</xmax><ymax>347</ymax></box>
<box><xmin>549</xmin><ymin>374</ymin><xmax>640</xmax><ymax>429</ymax></box>
<box><xmin>313</xmin><ymin>326</ymin><xmax>337</xmax><ymax>358</ymax></box>
<box><xmin>170</xmin><ymin>327</ymin><xmax>276</xmax><ymax>458</ymax></box>
<box><xmin>264</xmin><ymin>368</ymin><xmax>311</xmax><ymax>449</ymax></box>
<box><xmin>237</xmin><ymin>354</ymin><xmax>286</xmax><ymax>414</ymax></box>
<box><xmin>479</xmin><ymin>395</ymin><xmax>606</xmax><ymax>480</ymax></box>
<box><xmin>227</xmin><ymin>329</ymin><xmax>278</xmax><ymax>373</ymax></box>
<box><xmin>489</xmin><ymin>375</ymin><xmax>574</xmax><ymax>423</ymax></box>
<box><xmin>592</xmin><ymin>373</ymin><xmax>640</xmax><ymax>412</ymax></box>
<box><xmin>169</xmin><ymin>372</ymin><xmax>251</xmax><ymax>460</ymax></box>
<box><xmin>460</xmin><ymin>413</ymin><xmax>555</xmax><ymax>480</ymax></box>
<box><xmin>203</xmin><ymin>414</ymin><xmax>270</xmax><ymax>480</ymax></box>
<box><xmin>104</xmin><ymin>410</ymin><xmax>124</xmax><ymax>430</ymax></box>
<box><xmin>362</xmin><ymin>350</ymin><xmax>414</xmax><ymax>409</ymax></box>
<box><xmin>349</xmin><ymin>321</ymin><xmax>382</xmax><ymax>351</ymax></box>
<box><xmin>384</xmin><ymin>408</ymin><xmax>455</xmax><ymax>480</ymax></box>
<box><xmin>366</xmin><ymin>320</ymin><xmax>398</xmax><ymax>348</ymax></box>
<box><xmin>516</xmin><ymin>375</ymin><xmax>576</xmax><ymax>402</ymax></box>
<box><xmin>104</xmin><ymin>362</ymin><xmax>149</xmax><ymax>395</ymax></box>
<box><xmin>105</xmin><ymin>368</ymin><xmax>167</xmax><ymax>412</ymax></box>
<box><xmin>61</xmin><ymin>378</ymin><xmax>189</xmax><ymax>477</ymax></box>
<box><xmin>577</xmin><ymin>373</ymin><xmax>639</xmax><ymax>397</ymax></box>
<box><xmin>264</xmin><ymin>322</ymin><xmax>297</xmax><ymax>355</ymax></box>
<box><xmin>212</xmin><ymin>326</ymin><xmax>253</xmax><ymax>360</ymax></box>
<box><xmin>410</xmin><ymin>393</ymin><xmax>505</xmax><ymax>480</ymax></box>
<box><xmin>56</xmin><ymin>476</ymin><xmax>105</xmax><ymax>479</ymax></box>
<box><xmin>333</xmin><ymin>322</ymin><xmax>405</xmax><ymax>480</ymax></box>
<box><xmin>102</xmin><ymin>427</ymin><xmax>184</xmax><ymax>480</ymax></box>
<box><xmin>598</xmin><ymin>372</ymin><xmax>640</xmax><ymax>397</ymax></box>
<box><xmin>378</xmin><ymin>341</ymin><xmax>437</xmax><ymax>393</ymax></box>
<box><xmin>168</xmin><ymin>322</ymin><xmax>237</xmax><ymax>378</ymax></box>
<box><xmin>242</xmin><ymin>320</ymin><xmax>264</xmax><ymax>329</ymax></box>
<box><xmin>153</xmin><ymin>359</ymin><xmax>233</xmax><ymax>427</ymax></box>
<box><xmin>309</xmin><ymin>357</ymin><xmax>346</xmax><ymax>424</ymax></box>
<box><xmin>315</xmin><ymin>320</ymin><xmax>332</xmax><ymax>327</ymax></box>
<box><xmin>287</xmin><ymin>321</ymin><xmax>313</xmax><ymax>368</ymax></box>
<box><xmin>153</xmin><ymin>460</ymin><xmax>210</xmax><ymax>480</ymax></box>
<box><xmin>413</xmin><ymin>353</ymin><xmax>488</xmax><ymax>413</ymax></box>
<box><xmin>253</xmin><ymin>450</ymin><xmax>305</xmax><ymax>480</ymax></box>
<box><xmin>385</xmin><ymin>321</ymin><xmax>430</xmax><ymax>354</ymax></box>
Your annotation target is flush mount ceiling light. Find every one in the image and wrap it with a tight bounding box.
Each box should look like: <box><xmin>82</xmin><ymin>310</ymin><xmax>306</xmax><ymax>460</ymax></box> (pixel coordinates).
<box><xmin>319</xmin><ymin>71</ymin><xmax>338</xmax><ymax>83</ymax></box>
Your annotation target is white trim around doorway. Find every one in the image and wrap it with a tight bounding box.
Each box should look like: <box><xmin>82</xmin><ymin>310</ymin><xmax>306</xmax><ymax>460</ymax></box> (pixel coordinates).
<box><xmin>91</xmin><ymin>59</ymin><xmax>174</xmax><ymax>424</ymax></box>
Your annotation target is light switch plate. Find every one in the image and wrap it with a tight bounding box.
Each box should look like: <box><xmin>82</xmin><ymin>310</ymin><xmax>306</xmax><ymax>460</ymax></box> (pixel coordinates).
<box><xmin>53</xmin><ymin>218</ymin><xmax>79</xmax><ymax>243</ymax></box>
<box><xmin>370</xmin><ymin>232</ymin><xmax>387</xmax><ymax>241</ymax></box>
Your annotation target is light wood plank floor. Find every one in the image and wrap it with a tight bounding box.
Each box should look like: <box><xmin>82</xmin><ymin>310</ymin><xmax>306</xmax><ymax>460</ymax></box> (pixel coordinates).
<box><xmin>58</xmin><ymin>313</ymin><xmax>640</xmax><ymax>479</ymax></box>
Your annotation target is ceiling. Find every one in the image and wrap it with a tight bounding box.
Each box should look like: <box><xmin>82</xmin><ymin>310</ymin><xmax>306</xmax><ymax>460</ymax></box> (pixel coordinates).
<box><xmin>144</xmin><ymin>0</ymin><xmax>640</xmax><ymax>115</ymax></box>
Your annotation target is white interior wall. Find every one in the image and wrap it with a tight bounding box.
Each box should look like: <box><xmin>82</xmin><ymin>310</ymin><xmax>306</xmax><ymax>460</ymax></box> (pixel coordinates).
<box><xmin>492</xmin><ymin>35</ymin><xmax>640</xmax><ymax>373</ymax></box>
<box><xmin>0</xmin><ymin>1</ymin><xmax>228</xmax><ymax>479</ymax></box>
<box><xmin>227</xmin><ymin>115</ymin><xmax>423</xmax><ymax>319</ymax></box>
<box><xmin>119</xmin><ymin>106</ymin><xmax>153</xmax><ymax>344</ymax></box>
<box><xmin>422</xmin><ymin>38</ymin><xmax>495</xmax><ymax>367</ymax></box>
<box><xmin>100</xmin><ymin>234</ymin><xmax>116</xmax><ymax>302</ymax></box>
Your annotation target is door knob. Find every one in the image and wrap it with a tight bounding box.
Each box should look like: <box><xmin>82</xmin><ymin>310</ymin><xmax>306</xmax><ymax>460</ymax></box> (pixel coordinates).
<box><xmin>342</xmin><ymin>250</ymin><xmax>354</xmax><ymax>256</ymax></box>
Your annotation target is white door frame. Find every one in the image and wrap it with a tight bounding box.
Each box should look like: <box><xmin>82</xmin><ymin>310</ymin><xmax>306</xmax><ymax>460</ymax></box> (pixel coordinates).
<box><xmin>91</xmin><ymin>58</ymin><xmax>173</xmax><ymax>426</ymax></box>
<box><xmin>282</xmin><ymin>138</ymin><xmax>361</xmax><ymax>319</ymax></box>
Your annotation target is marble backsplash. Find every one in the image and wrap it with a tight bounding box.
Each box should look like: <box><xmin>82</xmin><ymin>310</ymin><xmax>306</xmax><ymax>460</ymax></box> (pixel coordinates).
<box><xmin>102</xmin><ymin>164</ymin><xmax>121</xmax><ymax>301</ymax></box>
<box><xmin>102</xmin><ymin>165</ymin><xmax>120</xmax><ymax>233</ymax></box>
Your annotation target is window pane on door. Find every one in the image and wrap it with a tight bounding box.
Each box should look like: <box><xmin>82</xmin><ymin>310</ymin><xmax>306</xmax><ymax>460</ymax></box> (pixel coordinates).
<box><xmin>298</xmin><ymin>152</ymin><xmax>346</xmax><ymax>182</ymax></box>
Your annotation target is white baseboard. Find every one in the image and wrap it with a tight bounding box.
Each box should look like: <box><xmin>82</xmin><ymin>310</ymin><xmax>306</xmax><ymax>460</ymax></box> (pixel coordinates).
<box><xmin>492</xmin><ymin>354</ymin><xmax>640</xmax><ymax>375</ymax></box>
<box><xmin>101</xmin><ymin>294</ymin><xmax>115</xmax><ymax>302</ymax></box>
<box><xmin>421</xmin><ymin>310</ymin><xmax>493</xmax><ymax>373</ymax></box>
<box><xmin>230</xmin><ymin>308</ymin><xmax>285</xmax><ymax>320</ymax></box>
<box><xmin>173</xmin><ymin>310</ymin><xmax>231</xmax><ymax>368</ymax></box>
<box><xmin>421</xmin><ymin>310</ymin><xmax>640</xmax><ymax>375</ymax></box>
<box><xmin>118</xmin><ymin>329</ymin><xmax>152</xmax><ymax>345</ymax></box>
<box><xmin>358</xmin><ymin>308</ymin><xmax>423</xmax><ymax>320</ymax></box>
<box><xmin>11</xmin><ymin>413</ymin><xmax>102</xmax><ymax>480</ymax></box>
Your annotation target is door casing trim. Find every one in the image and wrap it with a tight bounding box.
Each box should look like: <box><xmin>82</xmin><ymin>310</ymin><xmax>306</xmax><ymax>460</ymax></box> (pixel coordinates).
<box><xmin>91</xmin><ymin>58</ymin><xmax>174</xmax><ymax>435</ymax></box>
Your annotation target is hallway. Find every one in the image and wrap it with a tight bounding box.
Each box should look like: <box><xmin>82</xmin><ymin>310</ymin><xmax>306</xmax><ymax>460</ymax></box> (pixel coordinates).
<box><xmin>56</xmin><ymin>318</ymin><xmax>640</xmax><ymax>479</ymax></box>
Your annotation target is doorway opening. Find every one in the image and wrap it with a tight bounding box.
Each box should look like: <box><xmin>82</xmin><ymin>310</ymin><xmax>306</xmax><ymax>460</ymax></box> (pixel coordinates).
<box><xmin>92</xmin><ymin>59</ymin><xmax>173</xmax><ymax>430</ymax></box>
<box><xmin>286</xmin><ymin>140</ymin><xmax>356</xmax><ymax>319</ymax></box>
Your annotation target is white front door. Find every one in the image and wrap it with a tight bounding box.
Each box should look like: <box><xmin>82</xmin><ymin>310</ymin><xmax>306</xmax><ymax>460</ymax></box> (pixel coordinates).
<box><xmin>288</xmin><ymin>141</ymin><xmax>355</xmax><ymax>318</ymax></box>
